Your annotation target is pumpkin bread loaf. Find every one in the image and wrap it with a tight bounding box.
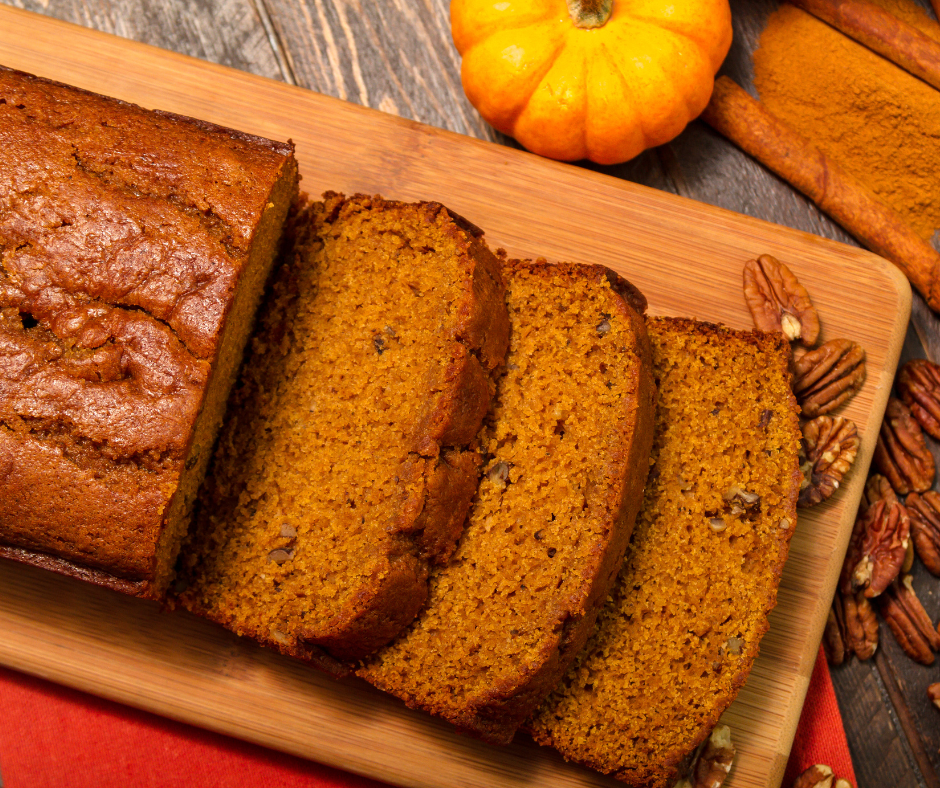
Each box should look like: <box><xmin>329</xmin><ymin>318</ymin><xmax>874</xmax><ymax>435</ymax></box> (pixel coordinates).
<box><xmin>0</xmin><ymin>67</ymin><xmax>299</xmax><ymax>599</ymax></box>
<box><xmin>176</xmin><ymin>193</ymin><xmax>509</xmax><ymax>665</ymax></box>
<box><xmin>528</xmin><ymin>317</ymin><xmax>802</xmax><ymax>787</ymax></box>
<box><xmin>358</xmin><ymin>258</ymin><xmax>656</xmax><ymax>744</ymax></box>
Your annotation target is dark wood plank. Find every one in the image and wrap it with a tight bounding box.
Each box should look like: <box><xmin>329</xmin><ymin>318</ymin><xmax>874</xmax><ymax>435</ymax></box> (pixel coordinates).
<box><xmin>261</xmin><ymin>0</ymin><xmax>492</xmax><ymax>138</ymax></box>
<box><xmin>871</xmin><ymin>500</ymin><xmax>940</xmax><ymax>785</ymax></box>
<box><xmin>829</xmin><ymin>656</ymin><xmax>924</xmax><ymax>788</ymax></box>
<box><xmin>2</xmin><ymin>0</ymin><xmax>285</xmax><ymax>79</ymax></box>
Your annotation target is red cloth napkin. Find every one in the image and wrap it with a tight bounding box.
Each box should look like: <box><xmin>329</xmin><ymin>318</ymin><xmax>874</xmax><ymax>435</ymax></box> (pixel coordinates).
<box><xmin>782</xmin><ymin>646</ymin><xmax>859</xmax><ymax>787</ymax></box>
<box><xmin>0</xmin><ymin>647</ymin><xmax>856</xmax><ymax>788</ymax></box>
<box><xmin>0</xmin><ymin>665</ymin><xmax>391</xmax><ymax>788</ymax></box>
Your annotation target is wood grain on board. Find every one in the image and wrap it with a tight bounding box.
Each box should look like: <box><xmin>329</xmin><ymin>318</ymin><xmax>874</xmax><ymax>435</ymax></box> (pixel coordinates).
<box><xmin>0</xmin><ymin>5</ymin><xmax>914</xmax><ymax>788</ymax></box>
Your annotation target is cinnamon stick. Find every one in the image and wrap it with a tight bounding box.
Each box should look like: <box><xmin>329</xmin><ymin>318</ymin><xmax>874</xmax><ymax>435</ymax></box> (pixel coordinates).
<box><xmin>788</xmin><ymin>0</ymin><xmax>940</xmax><ymax>91</ymax></box>
<box><xmin>701</xmin><ymin>76</ymin><xmax>940</xmax><ymax>310</ymax></box>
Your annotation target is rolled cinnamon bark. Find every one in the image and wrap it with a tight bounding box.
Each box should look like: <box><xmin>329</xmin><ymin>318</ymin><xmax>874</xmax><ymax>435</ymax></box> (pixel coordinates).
<box><xmin>788</xmin><ymin>0</ymin><xmax>940</xmax><ymax>91</ymax></box>
<box><xmin>701</xmin><ymin>76</ymin><xmax>940</xmax><ymax>310</ymax></box>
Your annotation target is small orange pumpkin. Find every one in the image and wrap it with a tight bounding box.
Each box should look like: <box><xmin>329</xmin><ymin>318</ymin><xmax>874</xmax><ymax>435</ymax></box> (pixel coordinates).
<box><xmin>451</xmin><ymin>0</ymin><xmax>733</xmax><ymax>164</ymax></box>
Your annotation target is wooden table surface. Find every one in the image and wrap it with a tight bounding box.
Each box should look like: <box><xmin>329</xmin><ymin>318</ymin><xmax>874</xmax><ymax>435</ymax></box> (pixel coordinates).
<box><xmin>0</xmin><ymin>1</ymin><xmax>937</xmax><ymax>787</ymax></box>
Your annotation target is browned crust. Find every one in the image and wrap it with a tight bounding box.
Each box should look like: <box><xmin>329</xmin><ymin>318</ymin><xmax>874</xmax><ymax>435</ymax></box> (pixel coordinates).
<box><xmin>0</xmin><ymin>545</ymin><xmax>149</xmax><ymax>596</ymax></box>
<box><xmin>405</xmin><ymin>449</ymin><xmax>483</xmax><ymax>564</ymax></box>
<box><xmin>0</xmin><ymin>66</ymin><xmax>295</xmax><ymax>158</ymax></box>
<box><xmin>412</xmin><ymin>343</ymin><xmax>494</xmax><ymax>455</ymax></box>
<box><xmin>0</xmin><ymin>67</ymin><xmax>298</xmax><ymax>598</ymax></box>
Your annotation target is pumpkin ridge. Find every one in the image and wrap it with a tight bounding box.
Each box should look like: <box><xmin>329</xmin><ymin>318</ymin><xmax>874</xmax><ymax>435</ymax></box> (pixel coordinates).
<box><xmin>502</xmin><ymin>25</ymin><xmax>570</xmax><ymax>132</ymax></box>
<box><xmin>461</xmin><ymin>21</ymin><xmax>568</xmax><ymax>136</ymax></box>
<box><xmin>641</xmin><ymin>20</ymin><xmax>717</xmax><ymax>67</ymax></box>
<box><xmin>576</xmin><ymin>38</ymin><xmax>590</xmax><ymax>160</ymax></box>
<box><xmin>602</xmin><ymin>29</ymin><xmax>661</xmax><ymax>147</ymax></box>
<box><xmin>631</xmin><ymin>23</ymin><xmax>719</xmax><ymax>123</ymax></box>
<box><xmin>452</xmin><ymin>0</ymin><xmax>566</xmax><ymax>55</ymax></box>
<box><xmin>512</xmin><ymin>31</ymin><xmax>591</xmax><ymax>161</ymax></box>
<box><xmin>586</xmin><ymin>39</ymin><xmax>644</xmax><ymax>162</ymax></box>
<box><xmin>604</xmin><ymin>19</ymin><xmax>711</xmax><ymax>147</ymax></box>
<box><xmin>626</xmin><ymin>9</ymin><xmax>732</xmax><ymax>71</ymax></box>
<box><xmin>640</xmin><ymin>25</ymin><xmax>720</xmax><ymax>124</ymax></box>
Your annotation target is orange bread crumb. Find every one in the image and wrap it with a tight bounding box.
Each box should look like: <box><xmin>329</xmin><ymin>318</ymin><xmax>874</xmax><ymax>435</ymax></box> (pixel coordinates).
<box><xmin>359</xmin><ymin>259</ymin><xmax>655</xmax><ymax>743</ymax></box>
<box><xmin>528</xmin><ymin>317</ymin><xmax>802</xmax><ymax>787</ymax></box>
<box><xmin>176</xmin><ymin>194</ymin><xmax>508</xmax><ymax>665</ymax></box>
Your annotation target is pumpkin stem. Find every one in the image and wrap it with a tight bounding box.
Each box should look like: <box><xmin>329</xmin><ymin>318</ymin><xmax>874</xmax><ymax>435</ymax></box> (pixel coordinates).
<box><xmin>566</xmin><ymin>0</ymin><xmax>612</xmax><ymax>28</ymax></box>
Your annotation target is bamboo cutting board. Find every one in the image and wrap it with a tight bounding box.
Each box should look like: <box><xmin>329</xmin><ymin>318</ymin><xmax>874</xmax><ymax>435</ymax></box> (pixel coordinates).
<box><xmin>0</xmin><ymin>6</ymin><xmax>911</xmax><ymax>788</ymax></box>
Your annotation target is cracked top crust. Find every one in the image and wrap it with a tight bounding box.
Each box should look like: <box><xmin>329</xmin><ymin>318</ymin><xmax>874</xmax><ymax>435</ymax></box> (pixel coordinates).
<box><xmin>0</xmin><ymin>67</ymin><xmax>297</xmax><ymax>589</ymax></box>
<box><xmin>0</xmin><ymin>66</ymin><xmax>293</xmax><ymax>359</ymax></box>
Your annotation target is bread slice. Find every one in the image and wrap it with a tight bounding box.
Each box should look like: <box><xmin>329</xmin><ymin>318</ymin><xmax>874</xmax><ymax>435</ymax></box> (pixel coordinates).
<box><xmin>358</xmin><ymin>259</ymin><xmax>656</xmax><ymax>743</ymax></box>
<box><xmin>528</xmin><ymin>317</ymin><xmax>802</xmax><ymax>787</ymax></box>
<box><xmin>176</xmin><ymin>193</ymin><xmax>509</xmax><ymax>665</ymax></box>
<box><xmin>0</xmin><ymin>66</ymin><xmax>298</xmax><ymax>599</ymax></box>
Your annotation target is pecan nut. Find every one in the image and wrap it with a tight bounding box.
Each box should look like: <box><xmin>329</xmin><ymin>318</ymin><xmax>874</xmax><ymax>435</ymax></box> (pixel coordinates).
<box><xmin>793</xmin><ymin>764</ymin><xmax>834</xmax><ymax>788</ymax></box>
<box><xmin>844</xmin><ymin>591</ymin><xmax>878</xmax><ymax>659</ymax></box>
<box><xmin>903</xmin><ymin>536</ymin><xmax>916</xmax><ymax>574</ymax></box>
<box><xmin>743</xmin><ymin>254</ymin><xmax>820</xmax><ymax>346</ymax></box>
<box><xmin>878</xmin><ymin>574</ymin><xmax>940</xmax><ymax>665</ymax></box>
<box><xmin>904</xmin><ymin>491</ymin><xmax>940</xmax><ymax>576</ymax></box>
<box><xmin>798</xmin><ymin>416</ymin><xmax>859</xmax><ymax>507</ymax></box>
<box><xmin>863</xmin><ymin>474</ymin><xmax>911</xmax><ymax>575</ymax></box>
<box><xmin>840</xmin><ymin>498</ymin><xmax>910</xmax><ymax>598</ymax></box>
<box><xmin>929</xmin><ymin>682</ymin><xmax>940</xmax><ymax>711</ymax></box>
<box><xmin>686</xmin><ymin>724</ymin><xmax>735</xmax><ymax>788</ymax></box>
<box><xmin>823</xmin><ymin>602</ymin><xmax>846</xmax><ymax>666</ymax></box>
<box><xmin>897</xmin><ymin>358</ymin><xmax>940</xmax><ymax>440</ymax></box>
<box><xmin>862</xmin><ymin>473</ymin><xmax>898</xmax><ymax>512</ymax></box>
<box><xmin>792</xmin><ymin>339</ymin><xmax>866</xmax><ymax>418</ymax></box>
<box><xmin>825</xmin><ymin>590</ymin><xmax>879</xmax><ymax>664</ymax></box>
<box><xmin>873</xmin><ymin>398</ymin><xmax>935</xmax><ymax>494</ymax></box>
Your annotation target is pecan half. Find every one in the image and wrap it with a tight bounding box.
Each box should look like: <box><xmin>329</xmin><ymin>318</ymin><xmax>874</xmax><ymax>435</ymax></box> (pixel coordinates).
<box><xmin>825</xmin><ymin>591</ymin><xmax>878</xmax><ymax>664</ymax></box>
<box><xmin>904</xmin><ymin>491</ymin><xmax>940</xmax><ymax>576</ymax></box>
<box><xmin>897</xmin><ymin>358</ymin><xmax>940</xmax><ymax>440</ymax></box>
<box><xmin>862</xmin><ymin>473</ymin><xmax>898</xmax><ymax>512</ymax></box>
<box><xmin>873</xmin><ymin>398</ymin><xmax>935</xmax><ymax>495</ymax></box>
<box><xmin>688</xmin><ymin>725</ymin><xmax>735</xmax><ymax>788</ymax></box>
<box><xmin>842</xmin><ymin>591</ymin><xmax>878</xmax><ymax>660</ymax></box>
<box><xmin>903</xmin><ymin>536</ymin><xmax>916</xmax><ymax>574</ymax></box>
<box><xmin>878</xmin><ymin>575</ymin><xmax>940</xmax><ymax>665</ymax></box>
<box><xmin>929</xmin><ymin>682</ymin><xmax>940</xmax><ymax>711</ymax></box>
<box><xmin>798</xmin><ymin>416</ymin><xmax>859</xmax><ymax>507</ymax></box>
<box><xmin>840</xmin><ymin>498</ymin><xmax>910</xmax><ymax>598</ymax></box>
<box><xmin>823</xmin><ymin>602</ymin><xmax>846</xmax><ymax>666</ymax></box>
<box><xmin>793</xmin><ymin>764</ymin><xmax>834</xmax><ymax>788</ymax></box>
<box><xmin>792</xmin><ymin>339</ymin><xmax>866</xmax><ymax>417</ymax></box>
<box><xmin>743</xmin><ymin>254</ymin><xmax>820</xmax><ymax>346</ymax></box>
